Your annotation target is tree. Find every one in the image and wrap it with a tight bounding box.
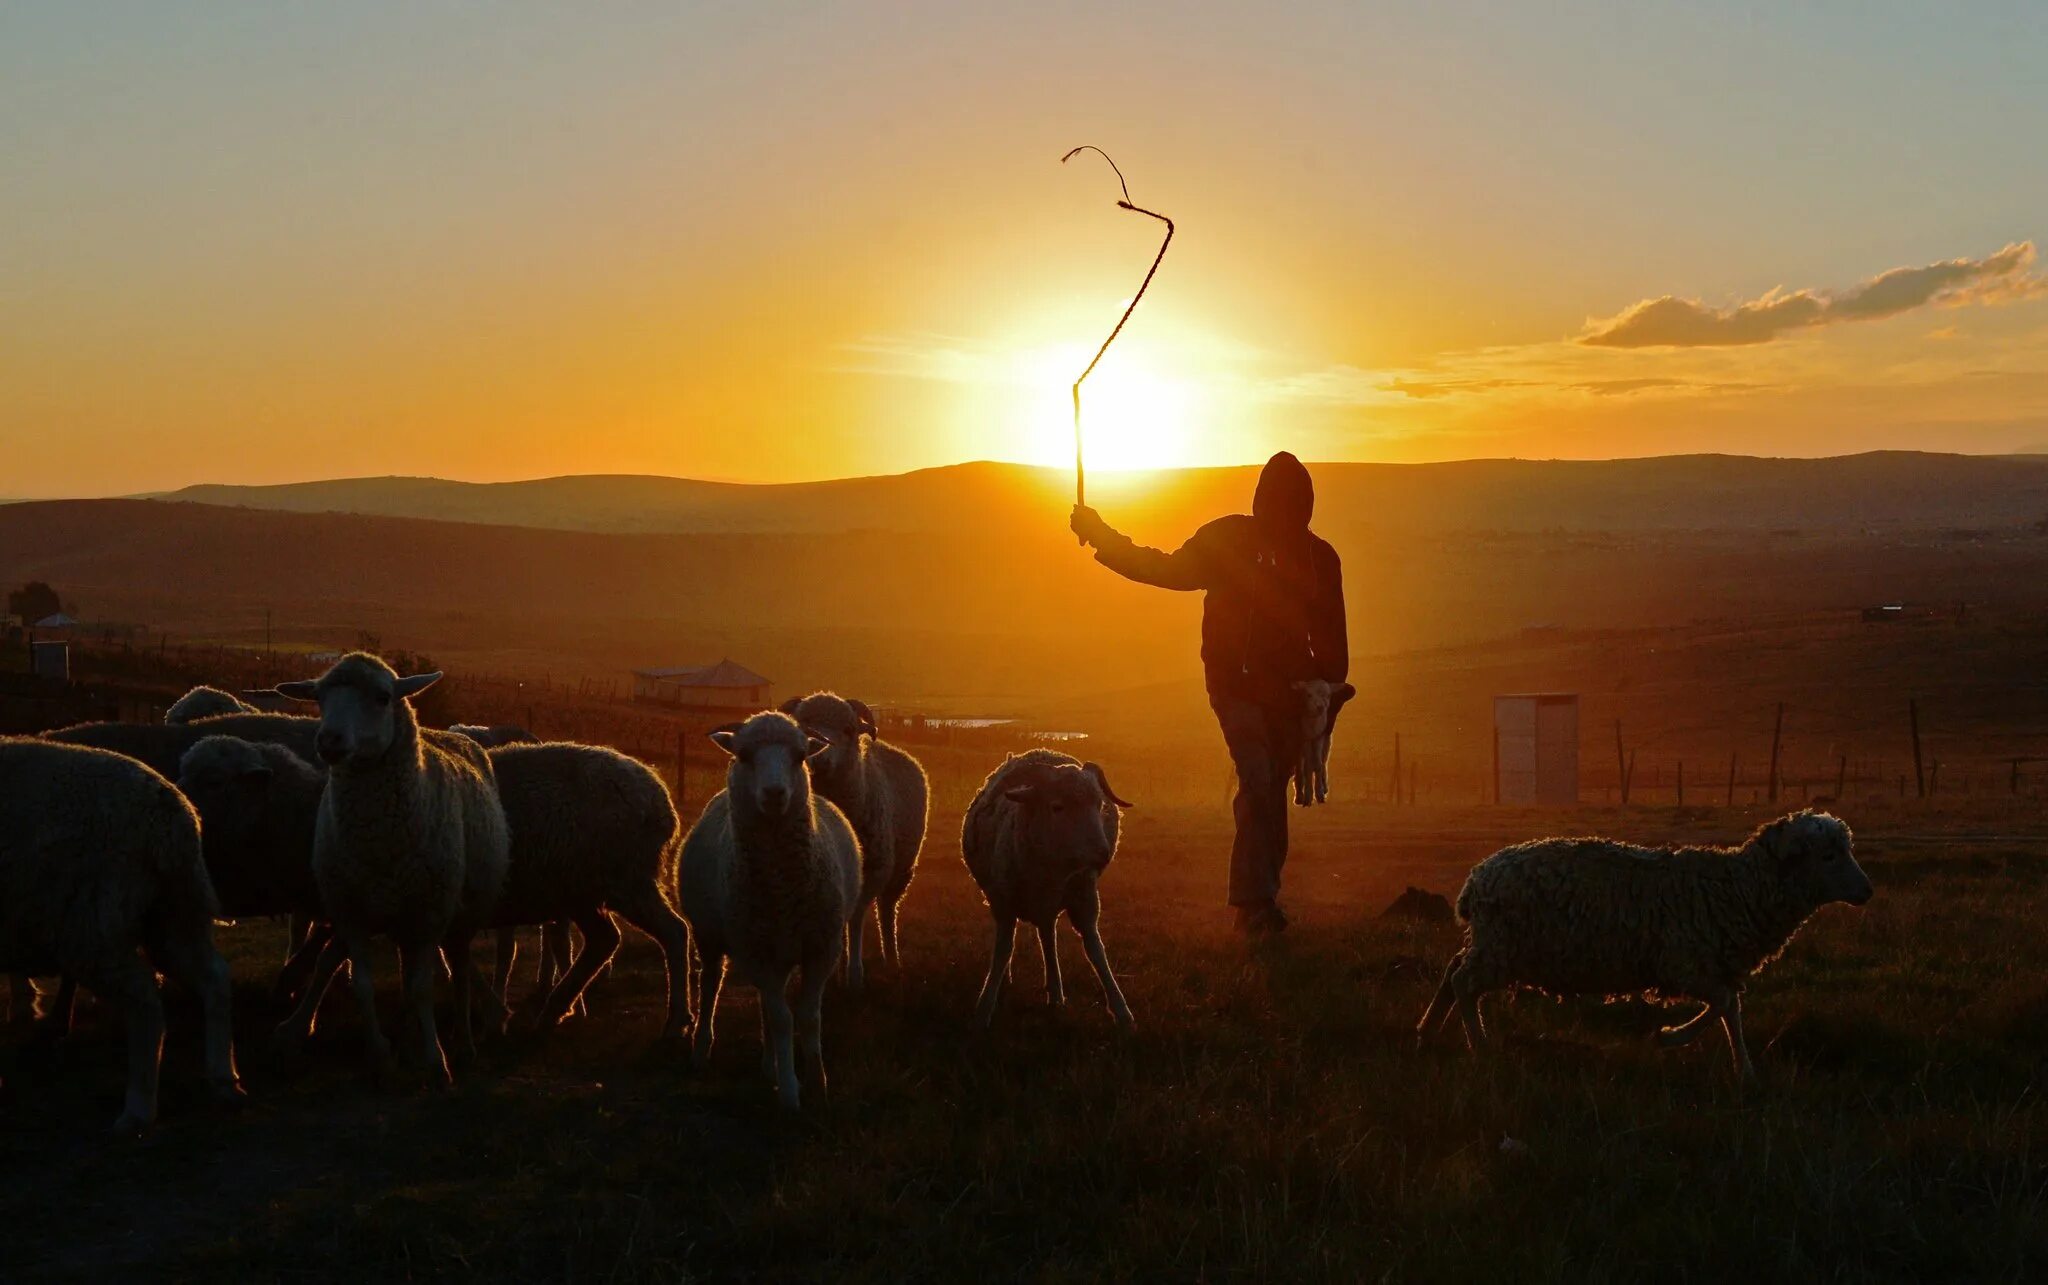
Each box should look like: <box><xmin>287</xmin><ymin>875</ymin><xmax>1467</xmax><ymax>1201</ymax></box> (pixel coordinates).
<box><xmin>7</xmin><ymin>581</ymin><xmax>60</xmax><ymax>623</ymax></box>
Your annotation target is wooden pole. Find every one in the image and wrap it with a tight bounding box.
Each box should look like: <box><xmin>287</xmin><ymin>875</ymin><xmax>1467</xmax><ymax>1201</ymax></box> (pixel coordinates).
<box><xmin>1390</xmin><ymin>733</ymin><xmax>1402</xmax><ymax>805</ymax></box>
<box><xmin>1767</xmin><ymin>702</ymin><xmax>1784</xmax><ymax>804</ymax></box>
<box><xmin>2013</xmin><ymin>758</ymin><xmax>2022</xmax><ymax>795</ymax></box>
<box><xmin>1835</xmin><ymin>754</ymin><xmax>1847</xmax><ymax>801</ymax></box>
<box><xmin>1491</xmin><ymin>724</ymin><xmax>1501</xmax><ymax>805</ymax></box>
<box><xmin>676</xmin><ymin>728</ymin><xmax>688</xmax><ymax>806</ymax></box>
<box><xmin>1623</xmin><ymin>749</ymin><xmax>1636</xmax><ymax>806</ymax></box>
<box><xmin>1676</xmin><ymin>760</ymin><xmax>1684</xmax><ymax>807</ymax></box>
<box><xmin>1909</xmin><ymin>698</ymin><xmax>1925</xmax><ymax>798</ymax></box>
<box><xmin>1614</xmin><ymin>719</ymin><xmax>1626</xmax><ymax>804</ymax></box>
<box><xmin>1727</xmin><ymin>752</ymin><xmax>1738</xmax><ymax>807</ymax></box>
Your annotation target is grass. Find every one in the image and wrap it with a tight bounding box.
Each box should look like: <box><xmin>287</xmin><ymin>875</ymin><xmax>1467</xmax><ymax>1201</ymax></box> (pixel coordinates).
<box><xmin>5</xmin><ymin>801</ymin><xmax>2047</xmax><ymax>1282</ymax></box>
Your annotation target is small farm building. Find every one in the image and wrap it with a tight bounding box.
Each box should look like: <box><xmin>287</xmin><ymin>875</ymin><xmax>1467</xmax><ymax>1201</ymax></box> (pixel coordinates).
<box><xmin>1494</xmin><ymin>693</ymin><xmax>1580</xmax><ymax>805</ymax></box>
<box><xmin>632</xmin><ymin>659</ymin><xmax>772</xmax><ymax>710</ymax></box>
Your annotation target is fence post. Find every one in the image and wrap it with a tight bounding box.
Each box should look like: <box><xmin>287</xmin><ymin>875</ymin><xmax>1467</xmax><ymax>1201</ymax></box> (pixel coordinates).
<box><xmin>1614</xmin><ymin>720</ymin><xmax>1626</xmax><ymax>804</ymax></box>
<box><xmin>1726</xmin><ymin>752</ymin><xmax>1737</xmax><ymax>807</ymax></box>
<box><xmin>1909</xmin><ymin>698</ymin><xmax>1925</xmax><ymax>798</ymax></box>
<box><xmin>1835</xmin><ymin>755</ymin><xmax>1847</xmax><ymax>801</ymax></box>
<box><xmin>1767</xmin><ymin>702</ymin><xmax>1784</xmax><ymax>804</ymax></box>
<box><xmin>676</xmin><ymin>728</ymin><xmax>688</xmax><ymax>806</ymax></box>
<box><xmin>1389</xmin><ymin>733</ymin><xmax>1402</xmax><ymax>806</ymax></box>
<box><xmin>1676</xmin><ymin>760</ymin><xmax>1684</xmax><ymax>807</ymax></box>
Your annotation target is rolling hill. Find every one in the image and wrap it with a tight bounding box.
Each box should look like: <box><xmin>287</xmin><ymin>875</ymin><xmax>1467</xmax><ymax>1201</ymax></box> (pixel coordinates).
<box><xmin>150</xmin><ymin>452</ymin><xmax>2048</xmax><ymax>537</ymax></box>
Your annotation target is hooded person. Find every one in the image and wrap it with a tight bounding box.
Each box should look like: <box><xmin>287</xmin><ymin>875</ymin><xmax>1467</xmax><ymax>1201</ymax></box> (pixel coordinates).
<box><xmin>1072</xmin><ymin>451</ymin><xmax>1348</xmax><ymax>936</ymax></box>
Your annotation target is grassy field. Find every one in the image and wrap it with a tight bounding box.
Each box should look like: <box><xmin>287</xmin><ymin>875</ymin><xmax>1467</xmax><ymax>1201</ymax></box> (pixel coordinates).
<box><xmin>6</xmin><ymin>796</ymin><xmax>2046</xmax><ymax>1282</ymax></box>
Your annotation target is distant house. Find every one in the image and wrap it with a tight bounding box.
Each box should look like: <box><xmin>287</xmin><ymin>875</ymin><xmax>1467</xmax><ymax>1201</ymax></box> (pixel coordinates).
<box><xmin>32</xmin><ymin>612</ymin><xmax>78</xmax><ymax>629</ymax></box>
<box><xmin>1494</xmin><ymin>693</ymin><xmax>1580</xmax><ymax>805</ymax></box>
<box><xmin>632</xmin><ymin>659</ymin><xmax>772</xmax><ymax>710</ymax></box>
<box><xmin>1861</xmin><ymin>603</ymin><xmax>1906</xmax><ymax>622</ymax></box>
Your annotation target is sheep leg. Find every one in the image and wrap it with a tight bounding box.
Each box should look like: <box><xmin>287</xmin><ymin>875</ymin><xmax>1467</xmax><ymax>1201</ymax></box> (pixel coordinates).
<box><xmin>612</xmin><ymin>890</ymin><xmax>694</xmax><ymax>1041</ymax></box>
<box><xmin>272</xmin><ymin>921</ymin><xmax>332</xmax><ymax>1009</ymax></box>
<box><xmin>92</xmin><ymin>951</ymin><xmax>164</xmax><ymax>1135</ymax></box>
<box><xmin>341</xmin><ymin>932</ymin><xmax>395</xmax><ymax>1082</ymax></box>
<box><xmin>152</xmin><ymin>928</ymin><xmax>245</xmax><ymax>1108</ymax></box>
<box><xmin>974</xmin><ymin>918</ymin><xmax>1017</xmax><ymax>1028</ymax></box>
<box><xmin>491</xmin><ymin>927</ymin><xmax>519</xmax><ymax>1012</ymax></box>
<box><xmin>1656</xmin><ymin>1004</ymin><xmax>1717</xmax><ymax>1048</ymax></box>
<box><xmin>273</xmin><ymin>934</ymin><xmax>347</xmax><ymax>1052</ymax></box>
<box><xmin>796</xmin><ymin>945</ymin><xmax>835</xmax><ymax>1101</ymax></box>
<box><xmin>1069</xmin><ymin>891</ymin><xmax>1134</xmax><ymax>1031</ymax></box>
<box><xmin>442</xmin><ymin>934</ymin><xmax>479</xmax><ymax>1069</ymax></box>
<box><xmin>534</xmin><ymin>912</ymin><xmax>621</xmax><ymax>1030</ymax></box>
<box><xmin>756</xmin><ymin>971</ymin><xmax>801</xmax><ymax>1109</ymax></box>
<box><xmin>844</xmin><ymin>902</ymin><xmax>870</xmax><ymax>992</ymax></box>
<box><xmin>1450</xmin><ymin>955</ymin><xmax>1491</xmax><ymax>1050</ymax></box>
<box><xmin>32</xmin><ymin>977</ymin><xmax>79</xmax><ymax>1048</ymax></box>
<box><xmin>1719</xmin><ymin>993</ymin><xmax>1757</xmax><ymax>1085</ymax></box>
<box><xmin>692</xmin><ymin>950</ymin><xmax>726</xmax><ymax>1070</ymax></box>
<box><xmin>397</xmin><ymin>941</ymin><xmax>452</xmax><ymax>1088</ymax></box>
<box><xmin>1037</xmin><ymin>921</ymin><xmax>1064</xmax><ymax>1007</ymax></box>
<box><xmin>7</xmin><ymin>975</ymin><xmax>33</xmax><ymax>1028</ymax></box>
<box><xmin>877</xmin><ymin>894</ymin><xmax>903</xmax><ymax>967</ymax></box>
<box><xmin>1416</xmin><ymin>950</ymin><xmax>1466</xmax><ymax>1045</ymax></box>
<box><xmin>1312</xmin><ymin>744</ymin><xmax>1330</xmax><ymax>804</ymax></box>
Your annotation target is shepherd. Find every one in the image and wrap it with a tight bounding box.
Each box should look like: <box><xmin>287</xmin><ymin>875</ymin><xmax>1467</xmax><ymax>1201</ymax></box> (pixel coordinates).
<box><xmin>1071</xmin><ymin>452</ymin><xmax>1347</xmax><ymax>938</ymax></box>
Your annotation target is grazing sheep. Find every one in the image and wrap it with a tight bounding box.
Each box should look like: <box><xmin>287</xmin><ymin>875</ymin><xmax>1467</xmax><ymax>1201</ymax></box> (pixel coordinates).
<box><xmin>479</xmin><ymin>742</ymin><xmax>688</xmax><ymax>1035</ymax></box>
<box><xmin>960</xmin><ymin>749</ymin><xmax>1135</xmax><ymax>1030</ymax></box>
<box><xmin>0</xmin><ymin>739</ymin><xmax>244</xmax><ymax>1131</ymax></box>
<box><xmin>679</xmin><ymin>711</ymin><xmax>860</xmax><ymax>1109</ymax></box>
<box><xmin>46</xmin><ymin>712</ymin><xmax>491</xmax><ymax>784</ymax></box>
<box><xmin>273</xmin><ymin>654</ymin><xmax>509</xmax><ymax>1086</ymax></box>
<box><xmin>175</xmin><ymin>736</ymin><xmax>326</xmax><ymax>921</ymax></box>
<box><xmin>166</xmin><ymin>686</ymin><xmax>257</xmax><ymax>724</ymax></box>
<box><xmin>1291</xmin><ymin>679</ymin><xmax>1356</xmax><ymax>806</ymax></box>
<box><xmin>780</xmin><ymin>693</ymin><xmax>928</xmax><ymax>988</ymax></box>
<box><xmin>1417</xmin><ymin>811</ymin><xmax>1874</xmax><ymax>1081</ymax></box>
<box><xmin>449</xmin><ymin>724</ymin><xmax>539</xmax><ymax>749</ymax></box>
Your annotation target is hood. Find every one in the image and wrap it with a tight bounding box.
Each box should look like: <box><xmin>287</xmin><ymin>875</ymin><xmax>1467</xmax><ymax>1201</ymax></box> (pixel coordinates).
<box><xmin>1251</xmin><ymin>451</ymin><xmax>1314</xmax><ymax>529</ymax></box>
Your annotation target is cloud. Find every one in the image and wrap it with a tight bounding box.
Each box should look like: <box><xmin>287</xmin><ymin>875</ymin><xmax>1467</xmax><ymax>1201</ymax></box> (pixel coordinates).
<box><xmin>1572</xmin><ymin>378</ymin><xmax>1771</xmax><ymax>397</ymax></box>
<box><xmin>1379</xmin><ymin>377</ymin><xmax>1532</xmax><ymax>399</ymax></box>
<box><xmin>1582</xmin><ymin>243</ymin><xmax>2043</xmax><ymax>348</ymax></box>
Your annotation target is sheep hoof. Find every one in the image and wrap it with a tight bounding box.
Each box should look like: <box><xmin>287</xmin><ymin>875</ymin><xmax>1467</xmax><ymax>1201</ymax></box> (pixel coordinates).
<box><xmin>209</xmin><ymin>1080</ymin><xmax>250</xmax><ymax>1112</ymax></box>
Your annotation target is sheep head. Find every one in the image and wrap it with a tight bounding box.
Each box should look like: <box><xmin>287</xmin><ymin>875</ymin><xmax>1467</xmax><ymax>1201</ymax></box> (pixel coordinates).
<box><xmin>1002</xmin><ymin>758</ymin><xmax>1131</xmax><ymax>873</ymax></box>
<box><xmin>710</xmin><ymin>711</ymin><xmax>826</xmax><ymax>819</ymax></box>
<box><xmin>275</xmin><ymin>652</ymin><xmax>437</xmax><ymax>770</ymax></box>
<box><xmin>778</xmin><ymin>691</ymin><xmax>870</xmax><ymax>792</ymax></box>
<box><xmin>1753</xmin><ymin>810</ymin><xmax>1872</xmax><ymax>908</ymax></box>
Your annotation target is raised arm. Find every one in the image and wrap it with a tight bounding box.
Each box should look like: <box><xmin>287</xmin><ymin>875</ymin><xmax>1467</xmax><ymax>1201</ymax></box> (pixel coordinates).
<box><xmin>1071</xmin><ymin>505</ymin><xmax>1213</xmax><ymax>592</ymax></box>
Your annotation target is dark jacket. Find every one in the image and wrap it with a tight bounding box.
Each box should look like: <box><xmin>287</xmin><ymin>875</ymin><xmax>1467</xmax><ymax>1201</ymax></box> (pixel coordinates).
<box><xmin>1088</xmin><ymin>453</ymin><xmax>1347</xmax><ymax>704</ymax></box>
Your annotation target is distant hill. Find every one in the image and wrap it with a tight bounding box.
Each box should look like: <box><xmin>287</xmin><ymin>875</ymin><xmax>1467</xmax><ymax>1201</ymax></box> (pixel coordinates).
<box><xmin>149</xmin><ymin>452</ymin><xmax>2048</xmax><ymax>537</ymax></box>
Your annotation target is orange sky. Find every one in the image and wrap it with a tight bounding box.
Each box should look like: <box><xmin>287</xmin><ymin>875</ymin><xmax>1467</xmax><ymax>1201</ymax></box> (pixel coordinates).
<box><xmin>4</xmin><ymin>5</ymin><xmax>2047</xmax><ymax>496</ymax></box>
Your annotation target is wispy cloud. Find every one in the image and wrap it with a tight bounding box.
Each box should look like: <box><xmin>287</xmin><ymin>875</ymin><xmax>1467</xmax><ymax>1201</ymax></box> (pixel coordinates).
<box><xmin>1581</xmin><ymin>243</ymin><xmax>2045</xmax><ymax>348</ymax></box>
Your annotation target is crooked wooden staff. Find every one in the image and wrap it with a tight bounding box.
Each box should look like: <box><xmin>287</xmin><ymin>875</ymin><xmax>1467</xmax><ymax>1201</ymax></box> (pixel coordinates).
<box><xmin>1062</xmin><ymin>146</ymin><xmax>1174</xmax><ymax>509</ymax></box>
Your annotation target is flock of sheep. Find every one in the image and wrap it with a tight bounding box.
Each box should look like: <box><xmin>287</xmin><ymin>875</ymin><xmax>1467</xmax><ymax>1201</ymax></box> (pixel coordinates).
<box><xmin>0</xmin><ymin>651</ymin><xmax>1874</xmax><ymax>1131</ymax></box>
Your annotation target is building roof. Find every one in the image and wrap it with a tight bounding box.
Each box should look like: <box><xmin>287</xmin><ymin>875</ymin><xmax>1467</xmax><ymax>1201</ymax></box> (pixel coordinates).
<box><xmin>33</xmin><ymin>612</ymin><xmax>78</xmax><ymax>628</ymax></box>
<box><xmin>633</xmin><ymin>659</ymin><xmax>770</xmax><ymax>688</ymax></box>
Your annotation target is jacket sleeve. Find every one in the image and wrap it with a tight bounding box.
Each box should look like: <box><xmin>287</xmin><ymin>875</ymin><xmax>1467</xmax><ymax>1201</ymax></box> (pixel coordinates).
<box><xmin>1090</xmin><ymin>520</ymin><xmax>1217</xmax><ymax>592</ymax></box>
<box><xmin>1310</xmin><ymin>543</ymin><xmax>1349</xmax><ymax>682</ymax></box>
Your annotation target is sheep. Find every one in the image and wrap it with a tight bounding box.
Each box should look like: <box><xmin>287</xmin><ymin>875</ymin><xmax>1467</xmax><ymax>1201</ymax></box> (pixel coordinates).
<box><xmin>1416</xmin><ymin>811</ymin><xmax>1874</xmax><ymax>1082</ymax></box>
<box><xmin>272</xmin><ymin>654</ymin><xmax>510</xmax><ymax>1086</ymax></box>
<box><xmin>1291</xmin><ymin>679</ymin><xmax>1355</xmax><ymax>806</ymax></box>
<box><xmin>780</xmin><ymin>692</ymin><xmax>928</xmax><ymax>988</ymax></box>
<box><xmin>174</xmin><ymin>735</ymin><xmax>327</xmax><ymax>922</ymax></box>
<box><xmin>166</xmin><ymin>685</ymin><xmax>257</xmax><ymax>724</ymax></box>
<box><xmin>960</xmin><ymin>749</ymin><xmax>1135</xmax><ymax>1030</ymax></box>
<box><xmin>476</xmin><ymin>742</ymin><xmax>688</xmax><ymax>1035</ymax></box>
<box><xmin>445</xmin><ymin>723</ymin><xmax>579</xmax><ymax>1012</ymax></box>
<box><xmin>449</xmin><ymin>724</ymin><xmax>539</xmax><ymax>748</ymax></box>
<box><xmin>0</xmin><ymin>739</ymin><xmax>244</xmax><ymax>1131</ymax></box>
<box><xmin>679</xmin><ymin>711</ymin><xmax>861</xmax><ymax>1109</ymax></box>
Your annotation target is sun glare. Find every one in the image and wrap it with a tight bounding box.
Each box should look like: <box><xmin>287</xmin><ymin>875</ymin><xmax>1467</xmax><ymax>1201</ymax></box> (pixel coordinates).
<box><xmin>1009</xmin><ymin>343</ymin><xmax>1204</xmax><ymax>473</ymax></box>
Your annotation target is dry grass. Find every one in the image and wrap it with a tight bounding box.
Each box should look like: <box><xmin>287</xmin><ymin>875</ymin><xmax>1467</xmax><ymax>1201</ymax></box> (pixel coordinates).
<box><xmin>5</xmin><ymin>799</ymin><xmax>2046</xmax><ymax>1282</ymax></box>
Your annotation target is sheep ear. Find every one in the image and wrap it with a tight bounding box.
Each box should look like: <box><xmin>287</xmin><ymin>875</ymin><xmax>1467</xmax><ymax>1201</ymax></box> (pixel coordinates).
<box><xmin>1084</xmin><ymin>762</ymin><xmax>1133</xmax><ymax>809</ymax></box>
<box><xmin>778</xmin><ymin>697</ymin><xmax>803</xmax><ymax>718</ymax></box>
<box><xmin>848</xmin><ymin>699</ymin><xmax>878</xmax><ymax>738</ymax></box>
<box><xmin>708</xmin><ymin>725</ymin><xmax>742</xmax><ymax>755</ymax></box>
<box><xmin>275</xmin><ymin>680</ymin><xmax>319</xmax><ymax>702</ymax></box>
<box><xmin>1333</xmin><ymin>683</ymin><xmax>1357</xmax><ymax>707</ymax></box>
<box><xmin>392</xmin><ymin>672</ymin><xmax>441</xmax><ymax>699</ymax></box>
<box><xmin>1758</xmin><ymin>817</ymin><xmax>1799</xmax><ymax>862</ymax></box>
<box><xmin>238</xmin><ymin>764</ymin><xmax>273</xmax><ymax>785</ymax></box>
<box><xmin>1004</xmin><ymin>784</ymin><xmax>1038</xmax><ymax>804</ymax></box>
<box><xmin>806</xmin><ymin>734</ymin><xmax>832</xmax><ymax>759</ymax></box>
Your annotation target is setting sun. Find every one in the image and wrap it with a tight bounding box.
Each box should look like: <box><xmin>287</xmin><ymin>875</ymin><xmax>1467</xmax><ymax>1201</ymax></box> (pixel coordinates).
<box><xmin>1011</xmin><ymin>342</ymin><xmax>1204</xmax><ymax>472</ymax></box>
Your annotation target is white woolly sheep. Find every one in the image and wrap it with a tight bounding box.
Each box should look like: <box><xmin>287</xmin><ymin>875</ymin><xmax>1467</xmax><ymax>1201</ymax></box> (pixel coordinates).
<box><xmin>449</xmin><ymin>724</ymin><xmax>539</xmax><ymax>749</ymax></box>
<box><xmin>0</xmin><ymin>739</ymin><xmax>244</xmax><ymax>1131</ymax></box>
<box><xmin>679</xmin><ymin>711</ymin><xmax>861</xmax><ymax>1109</ymax></box>
<box><xmin>273</xmin><ymin>654</ymin><xmax>510</xmax><ymax>1086</ymax></box>
<box><xmin>1417</xmin><ymin>811</ymin><xmax>1874</xmax><ymax>1081</ymax></box>
<box><xmin>781</xmin><ymin>692</ymin><xmax>928</xmax><ymax>988</ymax></box>
<box><xmin>1291</xmin><ymin>679</ymin><xmax>1356</xmax><ymax>807</ymax></box>
<box><xmin>960</xmin><ymin>749</ymin><xmax>1135</xmax><ymax>1030</ymax></box>
<box><xmin>166</xmin><ymin>686</ymin><xmax>257</xmax><ymax>724</ymax></box>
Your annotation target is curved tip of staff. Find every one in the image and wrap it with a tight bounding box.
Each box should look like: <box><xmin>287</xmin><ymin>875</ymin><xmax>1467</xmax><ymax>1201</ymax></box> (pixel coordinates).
<box><xmin>1061</xmin><ymin>146</ymin><xmax>1087</xmax><ymax>164</ymax></box>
